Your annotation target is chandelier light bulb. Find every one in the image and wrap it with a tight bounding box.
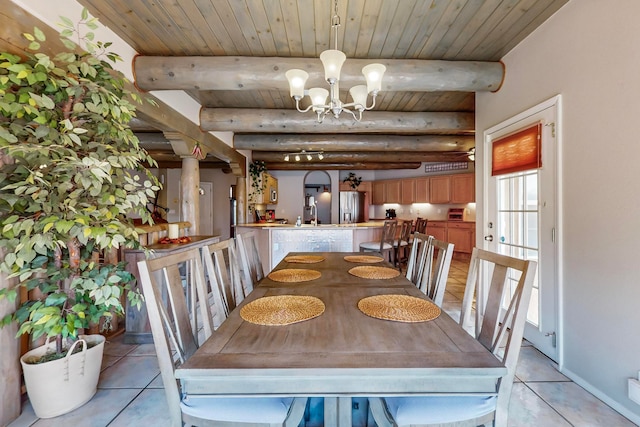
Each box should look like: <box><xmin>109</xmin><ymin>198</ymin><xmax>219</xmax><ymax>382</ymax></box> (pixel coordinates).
<box><xmin>306</xmin><ymin>153</ymin><xmax>313</xmax><ymax>161</ymax></box>
<box><xmin>295</xmin><ymin>154</ymin><xmax>301</xmax><ymax>162</ymax></box>
<box><xmin>318</xmin><ymin>153</ymin><xmax>324</xmax><ymax>160</ymax></box>
<box><xmin>284</xmin><ymin>154</ymin><xmax>290</xmax><ymax>162</ymax></box>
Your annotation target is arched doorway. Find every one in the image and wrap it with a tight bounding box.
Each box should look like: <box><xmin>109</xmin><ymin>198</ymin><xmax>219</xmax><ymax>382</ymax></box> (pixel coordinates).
<box><xmin>303</xmin><ymin>171</ymin><xmax>332</xmax><ymax>224</ymax></box>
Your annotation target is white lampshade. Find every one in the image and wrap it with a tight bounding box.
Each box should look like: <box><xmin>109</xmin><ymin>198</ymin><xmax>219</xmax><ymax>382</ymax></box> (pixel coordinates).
<box><xmin>349</xmin><ymin>85</ymin><xmax>369</xmax><ymax>110</ymax></box>
<box><xmin>362</xmin><ymin>63</ymin><xmax>386</xmax><ymax>94</ymax></box>
<box><xmin>308</xmin><ymin>87</ymin><xmax>329</xmax><ymax>107</ymax></box>
<box><xmin>285</xmin><ymin>69</ymin><xmax>309</xmax><ymax>98</ymax></box>
<box><xmin>319</xmin><ymin>49</ymin><xmax>346</xmax><ymax>82</ymax></box>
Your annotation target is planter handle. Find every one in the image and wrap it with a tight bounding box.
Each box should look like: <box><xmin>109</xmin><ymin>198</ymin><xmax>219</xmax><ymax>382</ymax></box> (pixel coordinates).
<box><xmin>64</xmin><ymin>338</ymin><xmax>87</xmax><ymax>381</ymax></box>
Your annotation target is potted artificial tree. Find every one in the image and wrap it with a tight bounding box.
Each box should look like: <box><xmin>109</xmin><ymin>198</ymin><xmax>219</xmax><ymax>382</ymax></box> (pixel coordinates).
<box><xmin>0</xmin><ymin>11</ymin><xmax>159</xmax><ymax>418</ymax></box>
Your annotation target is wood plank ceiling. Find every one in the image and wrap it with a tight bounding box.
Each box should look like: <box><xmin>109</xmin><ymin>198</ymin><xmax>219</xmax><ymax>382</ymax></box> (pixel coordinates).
<box><xmin>79</xmin><ymin>0</ymin><xmax>569</xmax><ymax>170</ymax></box>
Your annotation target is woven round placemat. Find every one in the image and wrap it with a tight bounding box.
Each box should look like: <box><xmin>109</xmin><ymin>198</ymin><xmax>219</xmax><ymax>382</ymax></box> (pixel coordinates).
<box><xmin>284</xmin><ymin>255</ymin><xmax>326</xmax><ymax>264</ymax></box>
<box><xmin>344</xmin><ymin>255</ymin><xmax>384</xmax><ymax>264</ymax></box>
<box><xmin>240</xmin><ymin>295</ymin><xmax>325</xmax><ymax>326</ymax></box>
<box><xmin>358</xmin><ymin>295</ymin><xmax>441</xmax><ymax>323</ymax></box>
<box><xmin>268</xmin><ymin>268</ymin><xmax>321</xmax><ymax>282</ymax></box>
<box><xmin>348</xmin><ymin>266</ymin><xmax>400</xmax><ymax>280</ymax></box>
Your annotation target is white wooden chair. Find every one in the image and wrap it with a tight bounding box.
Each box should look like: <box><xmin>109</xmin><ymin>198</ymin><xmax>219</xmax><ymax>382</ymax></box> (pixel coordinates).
<box><xmin>202</xmin><ymin>239</ymin><xmax>245</xmax><ymax>318</ymax></box>
<box><xmin>236</xmin><ymin>231</ymin><xmax>264</xmax><ymax>296</ymax></box>
<box><xmin>369</xmin><ymin>248</ymin><xmax>537</xmax><ymax>427</ymax></box>
<box><xmin>137</xmin><ymin>249</ymin><xmax>307</xmax><ymax>427</ymax></box>
<box><xmin>405</xmin><ymin>232</ymin><xmax>432</xmax><ymax>287</ymax></box>
<box><xmin>418</xmin><ymin>237</ymin><xmax>455</xmax><ymax>307</ymax></box>
<box><xmin>359</xmin><ymin>219</ymin><xmax>397</xmax><ymax>264</ymax></box>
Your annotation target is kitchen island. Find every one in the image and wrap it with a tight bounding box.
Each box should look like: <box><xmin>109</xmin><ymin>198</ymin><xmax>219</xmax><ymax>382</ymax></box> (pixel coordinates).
<box><xmin>236</xmin><ymin>223</ymin><xmax>385</xmax><ymax>270</ymax></box>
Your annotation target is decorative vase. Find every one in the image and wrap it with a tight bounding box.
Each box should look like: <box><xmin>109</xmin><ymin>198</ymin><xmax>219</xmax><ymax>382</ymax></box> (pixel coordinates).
<box><xmin>20</xmin><ymin>334</ymin><xmax>105</xmax><ymax>418</ymax></box>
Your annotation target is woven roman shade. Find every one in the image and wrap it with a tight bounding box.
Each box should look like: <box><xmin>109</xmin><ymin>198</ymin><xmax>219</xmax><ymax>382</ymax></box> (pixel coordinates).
<box><xmin>491</xmin><ymin>122</ymin><xmax>542</xmax><ymax>176</ymax></box>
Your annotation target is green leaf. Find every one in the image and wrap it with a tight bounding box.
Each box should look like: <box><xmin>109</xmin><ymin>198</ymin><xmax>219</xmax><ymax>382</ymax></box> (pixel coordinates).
<box><xmin>34</xmin><ymin>27</ymin><xmax>46</xmax><ymax>42</ymax></box>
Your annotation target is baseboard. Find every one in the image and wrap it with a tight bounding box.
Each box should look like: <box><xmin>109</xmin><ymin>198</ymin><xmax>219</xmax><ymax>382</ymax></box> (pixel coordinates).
<box><xmin>560</xmin><ymin>367</ymin><xmax>640</xmax><ymax>425</ymax></box>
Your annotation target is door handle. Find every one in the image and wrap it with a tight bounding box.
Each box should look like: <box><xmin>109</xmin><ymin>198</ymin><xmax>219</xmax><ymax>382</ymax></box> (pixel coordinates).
<box><xmin>484</xmin><ymin>235</ymin><xmax>493</xmax><ymax>242</ymax></box>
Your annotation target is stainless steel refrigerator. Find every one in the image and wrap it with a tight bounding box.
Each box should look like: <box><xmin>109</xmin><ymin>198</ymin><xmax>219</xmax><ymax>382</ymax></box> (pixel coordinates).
<box><xmin>339</xmin><ymin>191</ymin><xmax>365</xmax><ymax>224</ymax></box>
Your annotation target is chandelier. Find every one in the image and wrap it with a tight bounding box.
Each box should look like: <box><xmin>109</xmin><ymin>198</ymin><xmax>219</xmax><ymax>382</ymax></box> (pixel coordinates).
<box><xmin>283</xmin><ymin>150</ymin><xmax>325</xmax><ymax>162</ymax></box>
<box><xmin>285</xmin><ymin>0</ymin><xmax>386</xmax><ymax>123</ymax></box>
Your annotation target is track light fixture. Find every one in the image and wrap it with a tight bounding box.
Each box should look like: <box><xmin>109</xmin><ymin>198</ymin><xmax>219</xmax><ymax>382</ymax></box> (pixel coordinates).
<box><xmin>283</xmin><ymin>150</ymin><xmax>325</xmax><ymax>162</ymax></box>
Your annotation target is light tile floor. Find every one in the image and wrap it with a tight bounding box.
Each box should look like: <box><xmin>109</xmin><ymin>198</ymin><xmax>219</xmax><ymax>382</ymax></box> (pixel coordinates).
<box><xmin>8</xmin><ymin>258</ymin><xmax>638</xmax><ymax>427</ymax></box>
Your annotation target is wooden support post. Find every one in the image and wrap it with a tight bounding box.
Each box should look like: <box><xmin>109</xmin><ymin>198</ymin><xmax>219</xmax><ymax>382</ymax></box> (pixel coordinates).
<box><xmin>236</xmin><ymin>176</ymin><xmax>247</xmax><ymax>225</ymax></box>
<box><xmin>180</xmin><ymin>156</ymin><xmax>200</xmax><ymax>236</ymax></box>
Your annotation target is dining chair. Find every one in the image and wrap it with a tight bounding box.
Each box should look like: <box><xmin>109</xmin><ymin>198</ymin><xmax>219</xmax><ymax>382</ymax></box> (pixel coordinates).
<box><xmin>202</xmin><ymin>239</ymin><xmax>244</xmax><ymax>319</ymax></box>
<box><xmin>393</xmin><ymin>219</ymin><xmax>413</xmax><ymax>271</ymax></box>
<box><xmin>369</xmin><ymin>248</ymin><xmax>537</xmax><ymax>427</ymax></box>
<box><xmin>236</xmin><ymin>231</ymin><xmax>265</xmax><ymax>296</ymax></box>
<box><xmin>414</xmin><ymin>217</ymin><xmax>428</xmax><ymax>234</ymax></box>
<box><xmin>137</xmin><ymin>250</ymin><xmax>308</xmax><ymax>427</ymax></box>
<box><xmin>417</xmin><ymin>237</ymin><xmax>455</xmax><ymax>307</ymax></box>
<box><xmin>405</xmin><ymin>232</ymin><xmax>432</xmax><ymax>288</ymax></box>
<box><xmin>359</xmin><ymin>219</ymin><xmax>397</xmax><ymax>264</ymax></box>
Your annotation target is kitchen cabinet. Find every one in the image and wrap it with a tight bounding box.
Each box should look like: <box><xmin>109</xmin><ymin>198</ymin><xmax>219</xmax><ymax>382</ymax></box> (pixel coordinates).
<box><xmin>401</xmin><ymin>179</ymin><xmax>415</xmax><ymax>204</ymax></box>
<box><xmin>427</xmin><ymin>221</ymin><xmax>448</xmax><ymax>241</ymax></box>
<box><xmin>372</xmin><ymin>181</ymin><xmax>385</xmax><ymax>205</ymax></box>
<box><xmin>251</xmin><ymin>172</ymin><xmax>278</xmax><ymax>205</ymax></box>
<box><xmin>447</xmin><ymin>222</ymin><xmax>475</xmax><ymax>254</ymax></box>
<box><xmin>414</xmin><ymin>177</ymin><xmax>429</xmax><ymax>203</ymax></box>
<box><xmin>451</xmin><ymin>173</ymin><xmax>475</xmax><ymax>203</ymax></box>
<box><xmin>385</xmin><ymin>180</ymin><xmax>401</xmax><ymax>203</ymax></box>
<box><xmin>429</xmin><ymin>176</ymin><xmax>451</xmax><ymax>204</ymax></box>
<box><xmin>370</xmin><ymin>173</ymin><xmax>475</xmax><ymax>205</ymax></box>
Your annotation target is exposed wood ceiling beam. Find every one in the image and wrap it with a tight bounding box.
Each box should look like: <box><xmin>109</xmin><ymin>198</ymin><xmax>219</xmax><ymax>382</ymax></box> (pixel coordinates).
<box><xmin>234</xmin><ymin>134</ymin><xmax>475</xmax><ymax>152</ymax></box>
<box><xmin>252</xmin><ymin>151</ymin><xmax>471</xmax><ymax>163</ymax></box>
<box><xmin>201</xmin><ymin>109</ymin><xmax>474</xmax><ymax>134</ymax></box>
<box><xmin>265</xmin><ymin>162</ymin><xmax>422</xmax><ymax>171</ymax></box>
<box><xmin>133</xmin><ymin>57</ymin><xmax>504</xmax><ymax>92</ymax></box>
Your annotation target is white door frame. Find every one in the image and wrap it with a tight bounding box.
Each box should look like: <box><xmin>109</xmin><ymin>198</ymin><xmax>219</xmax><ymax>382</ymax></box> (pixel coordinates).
<box><xmin>481</xmin><ymin>95</ymin><xmax>563</xmax><ymax>366</ymax></box>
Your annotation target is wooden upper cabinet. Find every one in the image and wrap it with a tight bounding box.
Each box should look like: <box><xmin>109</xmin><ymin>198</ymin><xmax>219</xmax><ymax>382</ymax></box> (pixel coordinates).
<box><xmin>372</xmin><ymin>181</ymin><xmax>385</xmax><ymax>205</ymax></box>
<box><xmin>450</xmin><ymin>173</ymin><xmax>475</xmax><ymax>203</ymax></box>
<box><xmin>400</xmin><ymin>179</ymin><xmax>415</xmax><ymax>204</ymax></box>
<box><xmin>414</xmin><ymin>177</ymin><xmax>429</xmax><ymax>203</ymax></box>
<box><xmin>359</xmin><ymin>181</ymin><xmax>372</xmax><ymax>193</ymax></box>
<box><xmin>385</xmin><ymin>180</ymin><xmax>401</xmax><ymax>203</ymax></box>
<box><xmin>429</xmin><ymin>176</ymin><xmax>451</xmax><ymax>203</ymax></box>
<box><xmin>338</xmin><ymin>182</ymin><xmax>352</xmax><ymax>192</ymax></box>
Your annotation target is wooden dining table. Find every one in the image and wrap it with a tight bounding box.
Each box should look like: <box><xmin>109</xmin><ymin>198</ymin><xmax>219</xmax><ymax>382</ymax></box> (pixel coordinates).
<box><xmin>175</xmin><ymin>252</ymin><xmax>506</xmax><ymax>426</ymax></box>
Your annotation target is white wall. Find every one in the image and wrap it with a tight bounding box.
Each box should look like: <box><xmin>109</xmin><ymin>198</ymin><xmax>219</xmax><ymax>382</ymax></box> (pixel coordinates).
<box><xmin>476</xmin><ymin>0</ymin><xmax>640</xmax><ymax>421</ymax></box>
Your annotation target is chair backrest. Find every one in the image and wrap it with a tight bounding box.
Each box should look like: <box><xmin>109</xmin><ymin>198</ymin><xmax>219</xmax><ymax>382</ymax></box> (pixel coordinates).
<box><xmin>380</xmin><ymin>220</ymin><xmax>397</xmax><ymax>251</ymax></box>
<box><xmin>397</xmin><ymin>220</ymin><xmax>413</xmax><ymax>246</ymax></box>
<box><xmin>460</xmin><ymin>248</ymin><xmax>537</xmax><ymax>424</ymax></box>
<box><xmin>415</xmin><ymin>217</ymin><xmax>428</xmax><ymax>234</ymax></box>
<box><xmin>137</xmin><ymin>248</ymin><xmax>213</xmax><ymax>426</ymax></box>
<box><xmin>418</xmin><ymin>237</ymin><xmax>455</xmax><ymax>307</ymax></box>
<box><xmin>236</xmin><ymin>231</ymin><xmax>264</xmax><ymax>295</ymax></box>
<box><xmin>405</xmin><ymin>232</ymin><xmax>432</xmax><ymax>286</ymax></box>
<box><xmin>202</xmin><ymin>239</ymin><xmax>244</xmax><ymax>319</ymax></box>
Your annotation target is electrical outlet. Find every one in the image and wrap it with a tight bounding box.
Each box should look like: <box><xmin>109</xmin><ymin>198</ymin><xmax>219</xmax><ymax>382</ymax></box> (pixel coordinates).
<box><xmin>629</xmin><ymin>378</ymin><xmax>640</xmax><ymax>405</ymax></box>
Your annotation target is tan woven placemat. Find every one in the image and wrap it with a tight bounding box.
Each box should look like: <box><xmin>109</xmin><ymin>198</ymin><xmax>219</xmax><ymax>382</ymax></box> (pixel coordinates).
<box><xmin>284</xmin><ymin>255</ymin><xmax>326</xmax><ymax>264</ymax></box>
<box><xmin>348</xmin><ymin>266</ymin><xmax>400</xmax><ymax>280</ymax></box>
<box><xmin>358</xmin><ymin>295</ymin><xmax>441</xmax><ymax>323</ymax></box>
<box><xmin>240</xmin><ymin>295</ymin><xmax>325</xmax><ymax>326</ymax></box>
<box><xmin>268</xmin><ymin>268</ymin><xmax>321</xmax><ymax>282</ymax></box>
<box><xmin>344</xmin><ymin>255</ymin><xmax>385</xmax><ymax>264</ymax></box>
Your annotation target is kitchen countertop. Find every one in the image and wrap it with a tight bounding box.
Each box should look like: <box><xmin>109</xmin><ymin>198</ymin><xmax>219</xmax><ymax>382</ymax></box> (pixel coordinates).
<box><xmin>236</xmin><ymin>222</ymin><xmax>386</xmax><ymax>229</ymax></box>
